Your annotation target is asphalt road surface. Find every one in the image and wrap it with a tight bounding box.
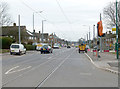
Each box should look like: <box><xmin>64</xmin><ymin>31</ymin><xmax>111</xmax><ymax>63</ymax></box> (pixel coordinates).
<box><xmin>2</xmin><ymin>48</ymin><xmax>118</xmax><ymax>87</ymax></box>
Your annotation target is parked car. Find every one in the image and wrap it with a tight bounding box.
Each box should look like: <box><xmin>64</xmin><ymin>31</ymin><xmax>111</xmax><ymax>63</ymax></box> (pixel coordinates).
<box><xmin>53</xmin><ymin>44</ymin><xmax>60</xmax><ymax>49</ymax></box>
<box><xmin>10</xmin><ymin>44</ymin><xmax>26</xmax><ymax>55</ymax></box>
<box><xmin>36</xmin><ymin>43</ymin><xmax>48</xmax><ymax>51</ymax></box>
<box><xmin>36</xmin><ymin>44</ymin><xmax>42</xmax><ymax>51</ymax></box>
<box><xmin>40</xmin><ymin>45</ymin><xmax>53</xmax><ymax>54</ymax></box>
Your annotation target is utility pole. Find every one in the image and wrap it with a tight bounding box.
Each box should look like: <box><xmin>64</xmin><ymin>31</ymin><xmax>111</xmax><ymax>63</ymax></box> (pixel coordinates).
<box><xmin>39</xmin><ymin>31</ymin><xmax>40</xmax><ymax>42</ymax></box>
<box><xmin>54</xmin><ymin>32</ymin><xmax>55</xmax><ymax>45</ymax></box>
<box><xmin>33</xmin><ymin>11</ymin><xmax>42</xmax><ymax>43</ymax></box>
<box><xmin>42</xmin><ymin>20</ymin><xmax>43</xmax><ymax>43</ymax></box>
<box><xmin>87</xmin><ymin>33</ymin><xmax>88</xmax><ymax>45</ymax></box>
<box><xmin>42</xmin><ymin>20</ymin><xmax>46</xmax><ymax>43</ymax></box>
<box><xmin>18</xmin><ymin>15</ymin><xmax>21</xmax><ymax>44</ymax></box>
<box><xmin>116</xmin><ymin>0</ymin><xmax>119</xmax><ymax>59</ymax></box>
<box><xmin>97</xmin><ymin>24</ymin><xmax>99</xmax><ymax>59</ymax></box>
<box><xmin>100</xmin><ymin>13</ymin><xmax>102</xmax><ymax>52</ymax></box>
<box><xmin>93</xmin><ymin>25</ymin><xmax>95</xmax><ymax>48</ymax></box>
<box><xmin>33</xmin><ymin>13</ymin><xmax>35</xmax><ymax>42</ymax></box>
<box><xmin>89</xmin><ymin>26</ymin><xmax>90</xmax><ymax>48</ymax></box>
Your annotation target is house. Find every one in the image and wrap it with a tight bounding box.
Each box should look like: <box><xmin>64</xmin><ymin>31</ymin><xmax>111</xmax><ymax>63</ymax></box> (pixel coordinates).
<box><xmin>1</xmin><ymin>23</ymin><xmax>49</xmax><ymax>44</ymax></box>
<box><xmin>1</xmin><ymin>23</ymin><xmax>31</xmax><ymax>43</ymax></box>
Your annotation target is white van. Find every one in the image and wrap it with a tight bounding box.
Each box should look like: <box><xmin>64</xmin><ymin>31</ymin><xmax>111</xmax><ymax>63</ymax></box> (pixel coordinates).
<box><xmin>10</xmin><ymin>44</ymin><xmax>26</xmax><ymax>55</ymax></box>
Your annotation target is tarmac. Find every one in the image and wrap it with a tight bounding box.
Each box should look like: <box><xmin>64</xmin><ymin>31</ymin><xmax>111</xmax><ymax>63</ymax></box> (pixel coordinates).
<box><xmin>85</xmin><ymin>50</ymin><xmax>120</xmax><ymax>75</ymax></box>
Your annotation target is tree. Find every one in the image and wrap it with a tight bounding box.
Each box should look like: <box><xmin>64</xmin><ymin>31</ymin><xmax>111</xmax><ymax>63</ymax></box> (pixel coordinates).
<box><xmin>103</xmin><ymin>1</ymin><xmax>120</xmax><ymax>41</ymax></box>
<box><xmin>0</xmin><ymin>2</ymin><xmax>13</xmax><ymax>26</ymax></box>
<box><xmin>103</xmin><ymin>1</ymin><xmax>120</xmax><ymax>28</ymax></box>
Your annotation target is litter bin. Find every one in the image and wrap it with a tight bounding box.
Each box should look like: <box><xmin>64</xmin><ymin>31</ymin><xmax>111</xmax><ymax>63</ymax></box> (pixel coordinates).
<box><xmin>93</xmin><ymin>46</ymin><xmax>97</xmax><ymax>56</ymax></box>
<box><xmin>93</xmin><ymin>49</ymin><xmax>97</xmax><ymax>56</ymax></box>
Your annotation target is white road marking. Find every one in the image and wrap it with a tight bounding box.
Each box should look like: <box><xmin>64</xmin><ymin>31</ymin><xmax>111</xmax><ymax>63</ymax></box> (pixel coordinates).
<box><xmin>37</xmin><ymin>50</ymin><xmax>75</xmax><ymax>87</ymax></box>
<box><xmin>5</xmin><ymin>66</ymin><xmax>31</xmax><ymax>74</ymax></box>
<box><xmin>5</xmin><ymin>66</ymin><xmax>19</xmax><ymax>74</ymax></box>
<box><xmin>80</xmin><ymin>73</ymin><xmax>92</xmax><ymax>76</ymax></box>
<box><xmin>48</xmin><ymin>57</ymin><xmax>52</xmax><ymax>59</ymax></box>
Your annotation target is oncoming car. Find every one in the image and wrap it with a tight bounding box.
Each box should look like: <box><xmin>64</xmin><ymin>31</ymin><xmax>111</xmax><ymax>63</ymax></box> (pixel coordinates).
<box><xmin>40</xmin><ymin>45</ymin><xmax>53</xmax><ymax>54</ymax></box>
<box><xmin>10</xmin><ymin>44</ymin><xmax>26</xmax><ymax>55</ymax></box>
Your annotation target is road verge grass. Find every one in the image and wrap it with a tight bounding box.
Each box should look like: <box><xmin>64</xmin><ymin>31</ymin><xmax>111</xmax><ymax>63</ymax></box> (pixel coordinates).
<box><xmin>0</xmin><ymin>49</ymin><xmax>10</xmax><ymax>53</ymax></box>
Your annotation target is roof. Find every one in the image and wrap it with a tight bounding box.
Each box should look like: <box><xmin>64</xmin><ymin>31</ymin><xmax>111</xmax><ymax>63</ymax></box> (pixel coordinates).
<box><xmin>1</xmin><ymin>26</ymin><xmax>31</xmax><ymax>36</ymax></box>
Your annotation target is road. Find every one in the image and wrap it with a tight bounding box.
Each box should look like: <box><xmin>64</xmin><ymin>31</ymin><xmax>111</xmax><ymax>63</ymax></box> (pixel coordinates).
<box><xmin>2</xmin><ymin>48</ymin><xmax>118</xmax><ymax>87</ymax></box>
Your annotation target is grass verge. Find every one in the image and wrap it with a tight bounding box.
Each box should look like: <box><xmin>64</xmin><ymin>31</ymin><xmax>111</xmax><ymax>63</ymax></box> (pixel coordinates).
<box><xmin>0</xmin><ymin>49</ymin><xmax>10</xmax><ymax>53</ymax></box>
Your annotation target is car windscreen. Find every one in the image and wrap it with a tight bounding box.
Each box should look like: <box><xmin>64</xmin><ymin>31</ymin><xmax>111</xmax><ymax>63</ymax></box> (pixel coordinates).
<box><xmin>11</xmin><ymin>45</ymin><xmax>19</xmax><ymax>48</ymax></box>
<box><xmin>42</xmin><ymin>45</ymin><xmax>48</xmax><ymax>48</ymax></box>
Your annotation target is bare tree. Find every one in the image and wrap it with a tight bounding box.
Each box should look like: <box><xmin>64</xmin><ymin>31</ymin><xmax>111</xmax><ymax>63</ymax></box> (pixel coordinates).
<box><xmin>103</xmin><ymin>1</ymin><xmax>120</xmax><ymax>40</ymax></box>
<box><xmin>103</xmin><ymin>1</ymin><xmax>120</xmax><ymax>29</ymax></box>
<box><xmin>0</xmin><ymin>2</ymin><xmax>13</xmax><ymax>26</ymax></box>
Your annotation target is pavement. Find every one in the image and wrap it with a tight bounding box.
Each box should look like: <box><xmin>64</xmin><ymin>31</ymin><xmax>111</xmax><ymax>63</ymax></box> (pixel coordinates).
<box><xmin>85</xmin><ymin>50</ymin><xmax>120</xmax><ymax>75</ymax></box>
<box><xmin>1</xmin><ymin>48</ymin><xmax>118</xmax><ymax>87</ymax></box>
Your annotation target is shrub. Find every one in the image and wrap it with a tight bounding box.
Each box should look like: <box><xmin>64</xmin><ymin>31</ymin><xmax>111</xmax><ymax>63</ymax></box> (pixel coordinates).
<box><xmin>27</xmin><ymin>40</ymin><xmax>33</xmax><ymax>45</ymax></box>
<box><xmin>24</xmin><ymin>45</ymin><xmax>36</xmax><ymax>50</ymax></box>
<box><xmin>0</xmin><ymin>37</ymin><xmax>13</xmax><ymax>49</ymax></box>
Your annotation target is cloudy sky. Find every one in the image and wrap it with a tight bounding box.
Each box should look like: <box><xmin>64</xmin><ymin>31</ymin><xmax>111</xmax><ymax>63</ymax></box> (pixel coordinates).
<box><xmin>1</xmin><ymin>0</ymin><xmax>119</xmax><ymax>41</ymax></box>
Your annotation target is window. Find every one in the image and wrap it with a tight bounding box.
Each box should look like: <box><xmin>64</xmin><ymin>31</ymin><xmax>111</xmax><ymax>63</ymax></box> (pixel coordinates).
<box><xmin>11</xmin><ymin>45</ymin><xmax>19</xmax><ymax>48</ymax></box>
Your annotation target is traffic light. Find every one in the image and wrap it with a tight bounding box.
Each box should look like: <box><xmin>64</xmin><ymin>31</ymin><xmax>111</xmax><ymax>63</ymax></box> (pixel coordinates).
<box><xmin>97</xmin><ymin>21</ymin><xmax>105</xmax><ymax>37</ymax></box>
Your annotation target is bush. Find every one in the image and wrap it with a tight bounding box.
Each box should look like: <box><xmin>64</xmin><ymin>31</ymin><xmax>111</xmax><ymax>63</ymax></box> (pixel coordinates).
<box><xmin>24</xmin><ymin>45</ymin><xmax>36</xmax><ymax>50</ymax></box>
<box><xmin>0</xmin><ymin>37</ymin><xmax>13</xmax><ymax>49</ymax></box>
<box><xmin>27</xmin><ymin>40</ymin><xmax>33</xmax><ymax>45</ymax></box>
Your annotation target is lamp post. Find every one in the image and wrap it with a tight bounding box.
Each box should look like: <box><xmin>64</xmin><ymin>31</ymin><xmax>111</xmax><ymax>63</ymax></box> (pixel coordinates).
<box><xmin>89</xmin><ymin>26</ymin><xmax>91</xmax><ymax>48</ymax></box>
<box><xmin>82</xmin><ymin>25</ymin><xmax>91</xmax><ymax>47</ymax></box>
<box><xmin>18</xmin><ymin>15</ymin><xmax>21</xmax><ymax>44</ymax></box>
<box><xmin>41</xmin><ymin>20</ymin><xmax>46</xmax><ymax>43</ymax></box>
<box><xmin>33</xmin><ymin>11</ymin><xmax>42</xmax><ymax>43</ymax></box>
<box><xmin>116</xmin><ymin>0</ymin><xmax>119</xmax><ymax>59</ymax></box>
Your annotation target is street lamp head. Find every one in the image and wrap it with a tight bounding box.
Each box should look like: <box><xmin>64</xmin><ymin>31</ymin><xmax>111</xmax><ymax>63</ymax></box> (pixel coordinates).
<box><xmin>42</xmin><ymin>20</ymin><xmax>46</xmax><ymax>21</ymax></box>
<box><xmin>35</xmin><ymin>11</ymin><xmax>43</xmax><ymax>13</ymax></box>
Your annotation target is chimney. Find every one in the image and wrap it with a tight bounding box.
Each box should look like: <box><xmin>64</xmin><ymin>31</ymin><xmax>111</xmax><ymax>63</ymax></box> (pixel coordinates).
<box><xmin>13</xmin><ymin>23</ymin><xmax>16</xmax><ymax>26</ymax></box>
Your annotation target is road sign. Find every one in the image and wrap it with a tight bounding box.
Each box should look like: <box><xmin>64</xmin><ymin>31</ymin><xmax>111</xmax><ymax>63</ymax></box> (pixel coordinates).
<box><xmin>83</xmin><ymin>41</ymin><xmax>85</xmax><ymax>44</ymax></box>
<box><xmin>112</xmin><ymin>28</ymin><xmax>116</xmax><ymax>31</ymax></box>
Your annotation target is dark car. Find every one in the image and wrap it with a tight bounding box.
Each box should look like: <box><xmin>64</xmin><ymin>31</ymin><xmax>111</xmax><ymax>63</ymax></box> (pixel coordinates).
<box><xmin>40</xmin><ymin>45</ymin><xmax>53</xmax><ymax>54</ymax></box>
<box><xmin>67</xmin><ymin>46</ymin><xmax>71</xmax><ymax>48</ymax></box>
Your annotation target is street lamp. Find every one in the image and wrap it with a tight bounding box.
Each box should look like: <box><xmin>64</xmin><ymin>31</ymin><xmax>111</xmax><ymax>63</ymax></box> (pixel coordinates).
<box><xmin>82</xmin><ymin>25</ymin><xmax>91</xmax><ymax>47</ymax></box>
<box><xmin>18</xmin><ymin>15</ymin><xmax>21</xmax><ymax>44</ymax></box>
<box><xmin>41</xmin><ymin>20</ymin><xmax>46</xmax><ymax>43</ymax></box>
<box><xmin>33</xmin><ymin>11</ymin><xmax>42</xmax><ymax>42</ymax></box>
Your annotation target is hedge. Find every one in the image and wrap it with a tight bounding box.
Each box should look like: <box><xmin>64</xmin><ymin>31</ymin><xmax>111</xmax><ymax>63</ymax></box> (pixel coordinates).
<box><xmin>24</xmin><ymin>45</ymin><xmax>36</xmax><ymax>50</ymax></box>
<box><xmin>0</xmin><ymin>37</ymin><xmax>13</xmax><ymax>49</ymax></box>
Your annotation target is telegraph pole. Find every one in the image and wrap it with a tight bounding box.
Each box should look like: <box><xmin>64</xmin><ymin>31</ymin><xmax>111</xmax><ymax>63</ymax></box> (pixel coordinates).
<box><xmin>33</xmin><ymin>13</ymin><xmax>35</xmax><ymax>42</ymax></box>
<box><xmin>42</xmin><ymin>20</ymin><xmax>43</xmax><ymax>43</ymax></box>
<box><xmin>18</xmin><ymin>15</ymin><xmax>21</xmax><ymax>44</ymax></box>
<box><xmin>116</xmin><ymin>0</ymin><xmax>119</xmax><ymax>59</ymax></box>
<box><xmin>93</xmin><ymin>25</ymin><xmax>95</xmax><ymax>48</ymax></box>
<box><xmin>54</xmin><ymin>32</ymin><xmax>55</xmax><ymax>45</ymax></box>
<box><xmin>89</xmin><ymin>26</ymin><xmax>90</xmax><ymax>48</ymax></box>
<box><xmin>42</xmin><ymin>20</ymin><xmax>46</xmax><ymax>43</ymax></box>
<box><xmin>100</xmin><ymin>13</ymin><xmax>102</xmax><ymax>52</ymax></box>
<box><xmin>87</xmin><ymin>33</ymin><xmax>88</xmax><ymax>45</ymax></box>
